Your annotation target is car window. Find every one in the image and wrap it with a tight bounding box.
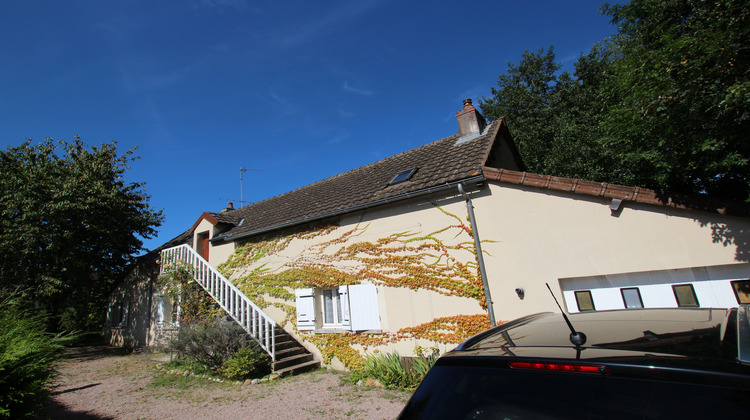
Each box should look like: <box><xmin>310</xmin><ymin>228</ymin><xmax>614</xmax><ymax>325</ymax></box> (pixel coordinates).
<box><xmin>399</xmin><ymin>365</ymin><xmax>750</xmax><ymax>419</ymax></box>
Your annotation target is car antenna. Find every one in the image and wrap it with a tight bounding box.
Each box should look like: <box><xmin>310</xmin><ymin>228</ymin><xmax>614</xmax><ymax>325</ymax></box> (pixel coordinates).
<box><xmin>546</xmin><ymin>283</ymin><xmax>587</xmax><ymax>348</ymax></box>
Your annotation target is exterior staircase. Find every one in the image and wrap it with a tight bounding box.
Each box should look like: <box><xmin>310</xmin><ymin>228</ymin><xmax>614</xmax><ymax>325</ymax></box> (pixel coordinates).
<box><xmin>273</xmin><ymin>327</ymin><xmax>319</xmax><ymax>375</ymax></box>
<box><xmin>161</xmin><ymin>244</ymin><xmax>319</xmax><ymax>375</ymax></box>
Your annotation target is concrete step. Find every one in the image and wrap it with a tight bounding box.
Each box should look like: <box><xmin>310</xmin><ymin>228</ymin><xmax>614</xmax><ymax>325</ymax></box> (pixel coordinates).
<box><xmin>273</xmin><ymin>352</ymin><xmax>315</xmax><ymax>371</ymax></box>
<box><xmin>275</xmin><ymin>346</ymin><xmax>305</xmax><ymax>359</ymax></box>
<box><xmin>273</xmin><ymin>359</ymin><xmax>320</xmax><ymax>377</ymax></box>
<box><xmin>275</xmin><ymin>339</ymin><xmax>300</xmax><ymax>351</ymax></box>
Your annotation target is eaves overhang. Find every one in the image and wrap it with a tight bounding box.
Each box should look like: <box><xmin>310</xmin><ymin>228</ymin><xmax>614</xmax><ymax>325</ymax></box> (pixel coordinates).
<box><xmin>190</xmin><ymin>212</ymin><xmax>219</xmax><ymax>233</ymax></box>
<box><xmin>212</xmin><ymin>174</ymin><xmax>486</xmax><ymax>244</ymax></box>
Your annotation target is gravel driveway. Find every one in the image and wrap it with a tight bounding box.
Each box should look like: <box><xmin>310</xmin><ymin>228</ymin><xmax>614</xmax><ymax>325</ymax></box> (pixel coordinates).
<box><xmin>45</xmin><ymin>346</ymin><xmax>410</xmax><ymax>419</ymax></box>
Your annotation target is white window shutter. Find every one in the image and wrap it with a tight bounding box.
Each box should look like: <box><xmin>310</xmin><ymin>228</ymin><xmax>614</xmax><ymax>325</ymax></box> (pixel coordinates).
<box><xmin>339</xmin><ymin>285</ymin><xmax>351</xmax><ymax>330</ymax></box>
<box><xmin>295</xmin><ymin>288</ymin><xmax>316</xmax><ymax>331</ymax></box>
<box><xmin>348</xmin><ymin>283</ymin><xmax>380</xmax><ymax>331</ymax></box>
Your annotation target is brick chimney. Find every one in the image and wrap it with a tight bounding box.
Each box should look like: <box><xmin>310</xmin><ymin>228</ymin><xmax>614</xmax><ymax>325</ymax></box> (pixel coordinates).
<box><xmin>456</xmin><ymin>99</ymin><xmax>486</xmax><ymax>137</ymax></box>
<box><xmin>221</xmin><ymin>202</ymin><xmax>234</xmax><ymax>212</ymax></box>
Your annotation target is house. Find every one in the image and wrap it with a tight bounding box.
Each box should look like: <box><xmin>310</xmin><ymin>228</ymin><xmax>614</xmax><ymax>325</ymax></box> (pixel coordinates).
<box><xmin>106</xmin><ymin>229</ymin><xmax>191</xmax><ymax>348</ymax></box>
<box><xmin>107</xmin><ymin>99</ymin><xmax>750</xmax><ymax>371</ymax></box>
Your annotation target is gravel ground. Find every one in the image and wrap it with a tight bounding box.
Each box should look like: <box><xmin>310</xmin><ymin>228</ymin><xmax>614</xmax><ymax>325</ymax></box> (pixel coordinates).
<box><xmin>44</xmin><ymin>346</ymin><xmax>411</xmax><ymax>419</ymax></box>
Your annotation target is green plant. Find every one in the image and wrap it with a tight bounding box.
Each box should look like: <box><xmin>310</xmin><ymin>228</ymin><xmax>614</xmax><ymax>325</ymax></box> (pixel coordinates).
<box><xmin>219</xmin><ymin>345</ymin><xmax>271</xmax><ymax>380</ymax></box>
<box><xmin>0</xmin><ymin>292</ymin><xmax>68</xmax><ymax>418</ymax></box>
<box><xmin>352</xmin><ymin>351</ymin><xmax>412</xmax><ymax>389</ymax></box>
<box><xmin>158</xmin><ymin>264</ymin><xmax>222</xmax><ymax>323</ymax></box>
<box><xmin>350</xmin><ymin>348</ymin><xmax>441</xmax><ymax>390</ymax></box>
<box><xmin>163</xmin><ymin>357</ymin><xmax>215</xmax><ymax>377</ymax></box>
<box><xmin>411</xmin><ymin>347</ymin><xmax>440</xmax><ymax>379</ymax></box>
<box><xmin>166</xmin><ymin>317</ymin><xmax>255</xmax><ymax>372</ymax></box>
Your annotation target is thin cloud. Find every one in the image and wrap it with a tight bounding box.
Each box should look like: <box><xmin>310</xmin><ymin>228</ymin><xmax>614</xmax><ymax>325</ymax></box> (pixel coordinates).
<box><xmin>275</xmin><ymin>0</ymin><xmax>386</xmax><ymax>48</ymax></box>
<box><xmin>267</xmin><ymin>89</ymin><xmax>297</xmax><ymax>116</ymax></box>
<box><xmin>343</xmin><ymin>81</ymin><xmax>373</xmax><ymax>96</ymax></box>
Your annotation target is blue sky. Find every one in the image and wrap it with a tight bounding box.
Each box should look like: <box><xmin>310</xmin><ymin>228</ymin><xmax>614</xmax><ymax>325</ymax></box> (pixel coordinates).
<box><xmin>1</xmin><ymin>0</ymin><xmax>620</xmax><ymax>252</ymax></box>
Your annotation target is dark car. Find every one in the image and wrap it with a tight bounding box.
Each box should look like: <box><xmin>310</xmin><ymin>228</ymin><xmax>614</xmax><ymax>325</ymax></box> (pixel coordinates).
<box><xmin>399</xmin><ymin>306</ymin><xmax>750</xmax><ymax>419</ymax></box>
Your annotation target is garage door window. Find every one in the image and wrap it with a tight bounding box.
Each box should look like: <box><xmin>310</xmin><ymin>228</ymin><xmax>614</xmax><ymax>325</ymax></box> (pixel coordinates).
<box><xmin>672</xmin><ymin>284</ymin><xmax>699</xmax><ymax>307</ymax></box>
<box><xmin>621</xmin><ymin>288</ymin><xmax>644</xmax><ymax>309</ymax></box>
<box><xmin>575</xmin><ymin>290</ymin><xmax>595</xmax><ymax>311</ymax></box>
<box><xmin>731</xmin><ymin>280</ymin><xmax>750</xmax><ymax>304</ymax></box>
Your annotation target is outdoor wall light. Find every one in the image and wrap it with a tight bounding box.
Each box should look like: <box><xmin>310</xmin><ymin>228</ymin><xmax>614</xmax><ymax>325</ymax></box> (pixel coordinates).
<box><xmin>609</xmin><ymin>198</ymin><xmax>623</xmax><ymax>215</ymax></box>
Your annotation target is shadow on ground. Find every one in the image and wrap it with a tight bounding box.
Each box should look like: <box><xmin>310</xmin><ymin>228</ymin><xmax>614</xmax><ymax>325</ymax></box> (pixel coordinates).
<box><xmin>62</xmin><ymin>344</ymin><xmax>133</xmax><ymax>362</ymax></box>
<box><xmin>44</xmin><ymin>399</ymin><xmax>115</xmax><ymax>420</ymax></box>
<box><xmin>43</xmin><ymin>344</ymin><xmax>133</xmax><ymax>419</ymax></box>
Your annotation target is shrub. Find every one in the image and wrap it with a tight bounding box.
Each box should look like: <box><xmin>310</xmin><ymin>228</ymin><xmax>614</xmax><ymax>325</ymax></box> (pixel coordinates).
<box><xmin>0</xmin><ymin>293</ymin><xmax>66</xmax><ymax>418</ymax></box>
<box><xmin>219</xmin><ymin>345</ymin><xmax>271</xmax><ymax>380</ymax></box>
<box><xmin>166</xmin><ymin>317</ymin><xmax>255</xmax><ymax>372</ymax></box>
<box><xmin>351</xmin><ymin>347</ymin><xmax>440</xmax><ymax>389</ymax></box>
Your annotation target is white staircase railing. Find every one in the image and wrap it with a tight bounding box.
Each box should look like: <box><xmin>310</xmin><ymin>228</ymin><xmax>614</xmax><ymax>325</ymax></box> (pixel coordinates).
<box><xmin>160</xmin><ymin>244</ymin><xmax>276</xmax><ymax>360</ymax></box>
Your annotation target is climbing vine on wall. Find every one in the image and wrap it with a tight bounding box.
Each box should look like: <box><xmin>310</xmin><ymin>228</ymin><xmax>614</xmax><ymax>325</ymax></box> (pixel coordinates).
<box><xmin>158</xmin><ymin>264</ymin><xmax>222</xmax><ymax>323</ymax></box>
<box><xmin>216</xmin><ymin>204</ymin><xmax>495</xmax><ymax>369</ymax></box>
<box><xmin>305</xmin><ymin>314</ymin><xmax>494</xmax><ymax>369</ymax></box>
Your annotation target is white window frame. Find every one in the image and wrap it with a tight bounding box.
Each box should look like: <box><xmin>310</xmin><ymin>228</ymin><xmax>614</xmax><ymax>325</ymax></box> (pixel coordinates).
<box><xmin>295</xmin><ymin>284</ymin><xmax>379</xmax><ymax>332</ymax></box>
<box><xmin>321</xmin><ymin>288</ymin><xmax>344</xmax><ymax>327</ymax></box>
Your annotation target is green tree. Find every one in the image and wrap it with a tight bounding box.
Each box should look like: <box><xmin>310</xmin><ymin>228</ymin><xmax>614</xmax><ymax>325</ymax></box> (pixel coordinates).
<box><xmin>481</xmin><ymin>1</ymin><xmax>750</xmax><ymax>203</ymax></box>
<box><xmin>601</xmin><ymin>0</ymin><xmax>750</xmax><ymax>201</ymax></box>
<box><xmin>480</xmin><ymin>46</ymin><xmax>615</xmax><ymax>182</ymax></box>
<box><xmin>0</xmin><ymin>137</ymin><xmax>163</xmax><ymax>331</ymax></box>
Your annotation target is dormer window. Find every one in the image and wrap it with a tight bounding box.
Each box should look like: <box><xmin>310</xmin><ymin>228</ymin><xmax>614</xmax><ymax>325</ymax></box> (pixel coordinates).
<box><xmin>389</xmin><ymin>167</ymin><xmax>417</xmax><ymax>185</ymax></box>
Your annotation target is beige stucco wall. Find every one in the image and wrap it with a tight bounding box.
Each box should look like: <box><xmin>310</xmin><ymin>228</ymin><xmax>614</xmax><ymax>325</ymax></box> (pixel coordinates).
<box><xmin>223</xmin><ymin>191</ymin><xmax>487</xmax><ymax>334</ymax></box>
<box><xmin>473</xmin><ymin>182</ymin><xmax>749</xmax><ymax>321</ymax></box>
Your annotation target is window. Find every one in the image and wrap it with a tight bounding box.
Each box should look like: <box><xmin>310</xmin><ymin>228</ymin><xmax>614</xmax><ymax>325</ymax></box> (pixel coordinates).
<box><xmin>107</xmin><ymin>300</ymin><xmax>130</xmax><ymax>327</ymax></box>
<box><xmin>672</xmin><ymin>284</ymin><xmax>699</xmax><ymax>307</ymax></box>
<box><xmin>621</xmin><ymin>288</ymin><xmax>644</xmax><ymax>309</ymax></box>
<box><xmin>322</xmin><ymin>288</ymin><xmax>344</xmax><ymax>326</ymax></box>
<box><xmin>295</xmin><ymin>284</ymin><xmax>380</xmax><ymax>332</ymax></box>
<box><xmin>388</xmin><ymin>167</ymin><xmax>418</xmax><ymax>185</ymax></box>
<box><xmin>157</xmin><ymin>296</ymin><xmax>179</xmax><ymax>325</ymax></box>
<box><xmin>575</xmin><ymin>290</ymin><xmax>595</xmax><ymax>311</ymax></box>
<box><xmin>731</xmin><ymin>279</ymin><xmax>750</xmax><ymax>304</ymax></box>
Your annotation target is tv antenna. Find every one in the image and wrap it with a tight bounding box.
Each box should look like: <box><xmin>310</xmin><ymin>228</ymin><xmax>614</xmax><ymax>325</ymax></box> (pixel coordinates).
<box><xmin>220</xmin><ymin>167</ymin><xmax>264</xmax><ymax>208</ymax></box>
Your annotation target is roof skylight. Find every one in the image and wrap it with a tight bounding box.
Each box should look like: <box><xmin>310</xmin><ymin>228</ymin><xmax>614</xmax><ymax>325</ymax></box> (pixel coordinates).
<box><xmin>389</xmin><ymin>167</ymin><xmax>418</xmax><ymax>185</ymax></box>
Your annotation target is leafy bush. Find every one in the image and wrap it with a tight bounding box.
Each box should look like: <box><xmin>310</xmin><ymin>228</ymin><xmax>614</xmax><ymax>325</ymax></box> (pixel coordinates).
<box><xmin>0</xmin><ymin>293</ymin><xmax>66</xmax><ymax>418</ymax></box>
<box><xmin>351</xmin><ymin>347</ymin><xmax>440</xmax><ymax>389</ymax></box>
<box><xmin>219</xmin><ymin>345</ymin><xmax>271</xmax><ymax>380</ymax></box>
<box><xmin>166</xmin><ymin>317</ymin><xmax>257</xmax><ymax>373</ymax></box>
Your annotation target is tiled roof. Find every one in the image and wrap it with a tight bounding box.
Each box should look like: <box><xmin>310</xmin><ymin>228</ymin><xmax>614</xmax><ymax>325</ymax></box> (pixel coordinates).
<box><xmin>210</xmin><ymin>211</ymin><xmax>242</xmax><ymax>225</ymax></box>
<box><xmin>214</xmin><ymin>119</ymin><xmax>512</xmax><ymax>242</ymax></box>
<box><xmin>136</xmin><ymin>228</ymin><xmax>192</xmax><ymax>264</ymax></box>
<box><xmin>483</xmin><ymin>167</ymin><xmax>750</xmax><ymax>217</ymax></box>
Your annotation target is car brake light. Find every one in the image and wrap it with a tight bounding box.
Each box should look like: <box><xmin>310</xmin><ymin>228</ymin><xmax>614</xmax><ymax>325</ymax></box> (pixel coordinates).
<box><xmin>509</xmin><ymin>361</ymin><xmax>609</xmax><ymax>374</ymax></box>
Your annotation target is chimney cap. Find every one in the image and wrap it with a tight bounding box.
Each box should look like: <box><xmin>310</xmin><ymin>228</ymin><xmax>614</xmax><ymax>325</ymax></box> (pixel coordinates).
<box><xmin>221</xmin><ymin>202</ymin><xmax>235</xmax><ymax>212</ymax></box>
<box><xmin>456</xmin><ymin>99</ymin><xmax>486</xmax><ymax>137</ymax></box>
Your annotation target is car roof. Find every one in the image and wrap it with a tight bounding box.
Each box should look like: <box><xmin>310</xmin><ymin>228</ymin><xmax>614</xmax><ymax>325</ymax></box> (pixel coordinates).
<box><xmin>454</xmin><ymin>308</ymin><xmax>743</xmax><ymax>365</ymax></box>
